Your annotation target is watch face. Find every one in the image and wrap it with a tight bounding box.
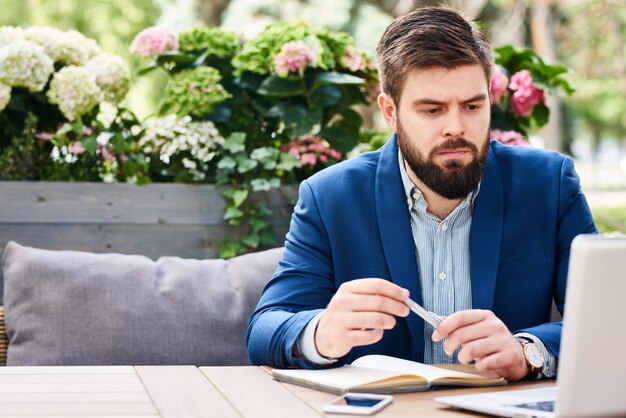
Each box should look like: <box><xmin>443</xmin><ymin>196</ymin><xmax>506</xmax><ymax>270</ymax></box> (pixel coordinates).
<box><xmin>524</xmin><ymin>344</ymin><xmax>544</xmax><ymax>369</ymax></box>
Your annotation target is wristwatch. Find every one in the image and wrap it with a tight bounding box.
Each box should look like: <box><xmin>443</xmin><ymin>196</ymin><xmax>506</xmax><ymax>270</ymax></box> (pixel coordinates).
<box><xmin>517</xmin><ymin>337</ymin><xmax>544</xmax><ymax>378</ymax></box>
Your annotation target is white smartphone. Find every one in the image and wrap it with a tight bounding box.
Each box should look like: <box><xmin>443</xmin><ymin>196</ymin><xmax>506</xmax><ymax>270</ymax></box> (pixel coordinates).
<box><xmin>322</xmin><ymin>393</ymin><xmax>393</xmax><ymax>415</ymax></box>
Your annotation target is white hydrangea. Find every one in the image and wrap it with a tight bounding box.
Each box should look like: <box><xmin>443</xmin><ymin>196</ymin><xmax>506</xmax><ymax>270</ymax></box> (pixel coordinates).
<box><xmin>66</xmin><ymin>29</ymin><xmax>102</xmax><ymax>59</ymax></box>
<box><xmin>85</xmin><ymin>54</ymin><xmax>131</xmax><ymax>104</ymax></box>
<box><xmin>141</xmin><ymin>115</ymin><xmax>225</xmax><ymax>180</ymax></box>
<box><xmin>0</xmin><ymin>81</ymin><xmax>11</xmax><ymax>112</ymax></box>
<box><xmin>0</xmin><ymin>40</ymin><xmax>54</xmax><ymax>92</ymax></box>
<box><xmin>46</xmin><ymin>65</ymin><xmax>102</xmax><ymax>121</ymax></box>
<box><xmin>0</xmin><ymin>26</ymin><xmax>25</xmax><ymax>48</ymax></box>
<box><xmin>25</xmin><ymin>26</ymin><xmax>93</xmax><ymax>65</ymax></box>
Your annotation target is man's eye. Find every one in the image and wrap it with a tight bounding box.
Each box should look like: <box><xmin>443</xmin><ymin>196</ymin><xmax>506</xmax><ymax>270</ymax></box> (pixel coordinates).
<box><xmin>466</xmin><ymin>104</ymin><xmax>481</xmax><ymax>111</ymax></box>
<box><xmin>426</xmin><ymin>108</ymin><xmax>440</xmax><ymax>115</ymax></box>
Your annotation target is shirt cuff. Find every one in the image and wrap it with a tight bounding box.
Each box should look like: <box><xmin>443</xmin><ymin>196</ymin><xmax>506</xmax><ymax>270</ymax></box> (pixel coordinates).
<box><xmin>295</xmin><ymin>310</ymin><xmax>338</xmax><ymax>365</ymax></box>
<box><xmin>515</xmin><ymin>332</ymin><xmax>557</xmax><ymax>379</ymax></box>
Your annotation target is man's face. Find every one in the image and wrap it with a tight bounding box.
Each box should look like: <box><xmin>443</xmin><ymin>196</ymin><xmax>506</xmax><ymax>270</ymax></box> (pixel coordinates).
<box><xmin>380</xmin><ymin>64</ymin><xmax>491</xmax><ymax>200</ymax></box>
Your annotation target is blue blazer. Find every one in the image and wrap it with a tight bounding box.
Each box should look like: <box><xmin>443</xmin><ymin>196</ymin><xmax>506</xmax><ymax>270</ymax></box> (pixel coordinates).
<box><xmin>247</xmin><ymin>135</ymin><xmax>597</xmax><ymax>369</ymax></box>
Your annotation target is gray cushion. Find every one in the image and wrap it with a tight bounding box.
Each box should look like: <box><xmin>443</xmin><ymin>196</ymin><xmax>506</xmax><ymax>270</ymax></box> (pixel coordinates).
<box><xmin>2</xmin><ymin>241</ymin><xmax>282</xmax><ymax>366</ymax></box>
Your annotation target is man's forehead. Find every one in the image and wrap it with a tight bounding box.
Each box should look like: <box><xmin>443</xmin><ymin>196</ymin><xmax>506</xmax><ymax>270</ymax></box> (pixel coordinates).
<box><xmin>400</xmin><ymin>65</ymin><xmax>489</xmax><ymax>102</ymax></box>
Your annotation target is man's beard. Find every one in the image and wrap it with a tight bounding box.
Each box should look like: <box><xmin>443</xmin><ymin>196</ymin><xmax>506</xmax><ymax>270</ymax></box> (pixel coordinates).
<box><xmin>397</xmin><ymin>120</ymin><xmax>489</xmax><ymax>200</ymax></box>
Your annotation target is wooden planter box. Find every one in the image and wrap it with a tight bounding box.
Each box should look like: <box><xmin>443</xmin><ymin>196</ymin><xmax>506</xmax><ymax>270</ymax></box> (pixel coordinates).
<box><xmin>0</xmin><ymin>181</ymin><xmax>297</xmax><ymax>304</ymax></box>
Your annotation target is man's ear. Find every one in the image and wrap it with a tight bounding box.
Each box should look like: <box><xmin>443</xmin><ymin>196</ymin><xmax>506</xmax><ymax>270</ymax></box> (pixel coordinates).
<box><xmin>378</xmin><ymin>92</ymin><xmax>398</xmax><ymax>133</ymax></box>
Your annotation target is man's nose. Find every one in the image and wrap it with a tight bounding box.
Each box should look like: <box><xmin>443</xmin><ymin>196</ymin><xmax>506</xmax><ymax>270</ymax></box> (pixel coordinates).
<box><xmin>443</xmin><ymin>110</ymin><xmax>465</xmax><ymax>138</ymax></box>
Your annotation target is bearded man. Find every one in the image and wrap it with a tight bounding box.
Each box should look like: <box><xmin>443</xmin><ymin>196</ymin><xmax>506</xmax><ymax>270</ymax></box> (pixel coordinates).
<box><xmin>246</xmin><ymin>7</ymin><xmax>596</xmax><ymax>382</ymax></box>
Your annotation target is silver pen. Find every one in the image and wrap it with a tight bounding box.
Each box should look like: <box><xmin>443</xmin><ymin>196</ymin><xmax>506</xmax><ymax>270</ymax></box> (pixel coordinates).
<box><xmin>404</xmin><ymin>297</ymin><xmax>442</xmax><ymax>328</ymax></box>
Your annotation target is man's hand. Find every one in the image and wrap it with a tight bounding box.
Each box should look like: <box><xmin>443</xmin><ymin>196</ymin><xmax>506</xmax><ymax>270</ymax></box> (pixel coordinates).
<box><xmin>431</xmin><ymin>310</ymin><xmax>529</xmax><ymax>381</ymax></box>
<box><xmin>314</xmin><ymin>279</ymin><xmax>410</xmax><ymax>359</ymax></box>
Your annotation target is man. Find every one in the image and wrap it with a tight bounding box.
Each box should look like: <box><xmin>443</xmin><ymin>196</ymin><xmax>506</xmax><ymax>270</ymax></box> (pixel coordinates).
<box><xmin>246</xmin><ymin>7</ymin><xmax>596</xmax><ymax>381</ymax></box>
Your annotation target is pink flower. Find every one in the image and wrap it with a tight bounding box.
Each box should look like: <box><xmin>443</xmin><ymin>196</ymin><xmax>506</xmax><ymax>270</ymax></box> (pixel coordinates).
<box><xmin>129</xmin><ymin>27</ymin><xmax>178</xmax><ymax>57</ymax></box>
<box><xmin>71</xmin><ymin>141</ymin><xmax>85</xmax><ymax>155</ymax></box>
<box><xmin>273</xmin><ymin>41</ymin><xmax>317</xmax><ymax>77</ymax></box>
<box><xmin>281</xmin><ymin>136</ymin><xmax>342</xmax><ymax>168</ymax></box>
<box><xmin>490</xmin><ymin>67</ymin><xmax>509</xmax><ymax>104</ymax></box>
<box><xmin>490</xmin><ymin>129</ymin><xmax>529</xmax><ymax>146</ymax></box>
<box><xmin>340</xmin><ymin>46</ymin><xmax>364</xmax><ymax>72</ymax></box>
<box><xmin>99</xmin><ymin>145</ymin><xmax>116</xmax><ymax>161</ymax></box>
<box><xmin>508</xmin><ymin>70</ymin><xmax>544</xmax><ymax>117</ymax></box>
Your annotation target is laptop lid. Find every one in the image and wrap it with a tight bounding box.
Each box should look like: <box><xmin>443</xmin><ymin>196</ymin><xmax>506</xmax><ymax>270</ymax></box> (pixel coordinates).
<box><xmin>555</xmin><ymin>234</ymin><xmax>626</xmax><ymax>417</ymax></box>
<box><xmin>434</xmin><ymin>234</ymin><xmax>626</xmax><ymax>418</ymax></box>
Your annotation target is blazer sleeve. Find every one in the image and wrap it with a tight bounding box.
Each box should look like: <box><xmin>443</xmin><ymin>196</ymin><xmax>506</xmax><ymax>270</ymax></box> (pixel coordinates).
<box><xmin>246</xmin><ymin>180</ymin><xmax>347</xmax><ymax>369</ymax></box>
<box><xmin>516</xmin><ymin>156</ymin><xmax>597</xmax><ymax>356</ymax></box>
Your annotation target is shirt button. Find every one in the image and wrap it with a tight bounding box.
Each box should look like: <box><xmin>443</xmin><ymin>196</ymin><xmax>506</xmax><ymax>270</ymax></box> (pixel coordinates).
<box><xmin>412</xmin><ymin>192</ymin><xmax>420</xmax><ymax>200</ymax></box>
<box><xmin>439</xmin><ymin>272</ymin><xmax>446</xmax><ymax>280</ymax></box>
<box><xmin>441</xmin><ymin>223</ymin><xmax>448</xmax><ymax>231</ymax></box>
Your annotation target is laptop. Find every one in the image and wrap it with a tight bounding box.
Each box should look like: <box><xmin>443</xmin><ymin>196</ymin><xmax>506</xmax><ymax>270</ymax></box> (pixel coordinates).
<box><xmin>434</xmin><ymin>234</ymin><xmax>626</xmax><ymax>417</ymax></box>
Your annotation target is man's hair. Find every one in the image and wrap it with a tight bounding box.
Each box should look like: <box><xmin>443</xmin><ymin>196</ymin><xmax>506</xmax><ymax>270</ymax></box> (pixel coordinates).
<box><xmin>376</xmin><ymin>7</ymin><xmax>493</xmax><ymax>105</ymax></box>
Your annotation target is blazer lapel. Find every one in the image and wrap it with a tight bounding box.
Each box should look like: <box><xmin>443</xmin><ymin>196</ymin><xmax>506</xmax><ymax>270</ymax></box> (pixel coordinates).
<box><xmin>375</xmin><ymin>134</ymin><xmax>425</xmax><ymax>360</ymax></box>
<box><xmin>470</xmin><ymin>142</ymin><xmax>504</xmax><ymax>310</ymax></box>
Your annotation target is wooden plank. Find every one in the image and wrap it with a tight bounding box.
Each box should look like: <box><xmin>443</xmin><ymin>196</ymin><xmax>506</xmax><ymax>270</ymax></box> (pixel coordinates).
<box><xmin>0</xmin><ymin>182</ymin><xmax>297</xmax><ymax>225</ymax></box>
<box><xmin>135</xmin><ymin>365</ymin><xmax>241</xmax><ymax>418</ymax></box>
<box><xmin>200</xmin><ymin>366</ymin><xmax>321</xmax><ymax>418</ymax></box>
<box><xmin>0</xmin><ymin>402</ymin><xmax>157</xmax><ymax>416</ymax></box>
<box><xmin>0</xmin><ymin>392</ymin><xmax>152</xmax><ymax>403</ymax></box>
<box><xmin>0</xmin><ymin>374</ymin><xmax>141</xmax><ymax>384</ymax></box>
<box><xmin>0</xmin><ymin>366</ymin><xmax>135</xmax><ymax>375</ymax></box>
<box><xmin>0</xmin><ymin>383</ymin><xmax>146</xmax><ymax>393</ymax></box>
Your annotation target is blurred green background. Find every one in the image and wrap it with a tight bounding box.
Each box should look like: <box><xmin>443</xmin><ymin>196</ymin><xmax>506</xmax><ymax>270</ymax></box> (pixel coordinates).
<box><xmin>2</xmin><ymin>0</ymin><xmax>625</xmax><ymax>233</ymax></box>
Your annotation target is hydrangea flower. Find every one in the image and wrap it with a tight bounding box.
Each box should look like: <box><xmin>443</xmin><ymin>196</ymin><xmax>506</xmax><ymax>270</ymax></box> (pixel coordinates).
<box><xmin>490</xmin><ymin>129</ymin><xmax>529</xmax><ymax>146</ymax></box>
<box><xmin>490</xmin><ymin>67</ymin><xmax>509</xmax><ymax>104</ymax></box>
<box><xmin>85</xmin><ymin>54</ymin><xmax>131</xmax><ymax>104</ymax></box>
<box><xmin>0</xmin><ymin>26</ymin><xmax>24</xmax><ymax>48</ymax></box>
<box><xmin>281</xmin><ymin>136</ymin><xmax>342</xmax><ymax>167</ymax></box>
<box><xmin>0</xmin><ymin>40</ymin><xmax>54</xmax><ymax>92</ymax></box>
<box><xmin>140</xmin><ymin>114</ymin><xmax>225</xmax><ymax>180</ymax></box>
<box><xmin>162</xmin><ymin>66</ymin><xmax>231</xmax><ymax>117</ymax></box>
<box><xmin>178</xmin><ymin>27</ymin><xmax>241</xmax><ymax>57</ymax></box>
<box><xmin>0</xmin><ymin>81</ymin><xmax>11</xmax><ymax>112</ymax></box>
<box><xmin>47</xmin><ymin>65</ymin><xmax>102</xmax><ymax>121</ymax></box>
<box><xmin>339</xmin><ymin>46</ymin><xmax>365</xmax><ymax>72</ymax></box>
<box><xmin>129</xmin><ymin>27</ymin><xmax>178</xmax><ymax>57</ymax></box>
<box><xmin>509</xmin><ymin>69</ymin><xmax>545</xmax><ymax>117</ymax></box>
<box><xmin>273</xmin><ymin>41</ymin><xmax>317</xmax><ymax>77</ymax></box>
<box><xmin>25</xmin><ymin>27</ymin><xmax>93</xmax><ymax>65</ymax></box>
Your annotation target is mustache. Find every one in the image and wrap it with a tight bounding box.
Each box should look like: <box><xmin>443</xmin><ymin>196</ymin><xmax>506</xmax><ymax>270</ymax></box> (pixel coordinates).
<box><xmin>430</xmin><ymin>138</ymin><xmax>479</xmax><ymax>157</ymax></box>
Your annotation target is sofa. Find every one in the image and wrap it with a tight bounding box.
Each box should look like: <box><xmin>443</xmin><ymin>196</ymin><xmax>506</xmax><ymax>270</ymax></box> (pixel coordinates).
<box><xmin>0</xmin><ymin>241</ymin><xmax>283</xmax><ymax>367</ymax></box>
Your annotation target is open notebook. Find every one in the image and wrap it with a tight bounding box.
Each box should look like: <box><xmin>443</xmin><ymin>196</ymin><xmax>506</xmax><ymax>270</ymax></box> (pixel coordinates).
<box><xmin>272</xmin><ymin>354</ymin><xmax>506</xmax><ymax>394</ymax></box>
<box><xmin>435</xmin><ymin>235</ymin><xmax>626</xmax><ymax>417</ymax></box>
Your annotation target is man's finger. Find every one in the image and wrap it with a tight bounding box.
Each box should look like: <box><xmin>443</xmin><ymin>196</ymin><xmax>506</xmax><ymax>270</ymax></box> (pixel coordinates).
<box><xmin>341</xmin><ymin>278</ymin><xmax>409</xmax><ymax>302</ymax></box>
<box><xmin>433</xmin><ymin>309</ymin><xmax>491</xmax><ymax>341</ymax></box>
<box><xmin>338</xmin><ymin>293</ymin><xmax>409</xmax><ymax>317</ymax></box>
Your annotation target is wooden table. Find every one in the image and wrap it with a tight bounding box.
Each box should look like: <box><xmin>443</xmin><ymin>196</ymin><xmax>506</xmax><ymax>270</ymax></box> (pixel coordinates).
<box><xmin>0</xmin><ymin>365</ymin><xmax>555</xmax><ymax>417</ymax></box>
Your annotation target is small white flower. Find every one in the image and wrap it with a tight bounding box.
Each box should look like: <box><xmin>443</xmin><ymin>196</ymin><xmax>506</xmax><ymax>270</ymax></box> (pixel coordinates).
<box><xmin>0</xmin><ymin>40</ymin><xmax>54</xmax><ymax>92</ymax></box>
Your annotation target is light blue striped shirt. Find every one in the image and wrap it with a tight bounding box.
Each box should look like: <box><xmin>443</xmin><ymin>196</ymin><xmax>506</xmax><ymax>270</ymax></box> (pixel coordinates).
<box><xmin>297</xmin><ymin>149</ymin><xmax>556</xmax><ymax>378</ymax></box>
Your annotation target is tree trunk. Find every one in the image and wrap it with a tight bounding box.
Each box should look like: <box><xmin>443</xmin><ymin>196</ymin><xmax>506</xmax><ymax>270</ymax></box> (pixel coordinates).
<box><xmin>531</xmin><ymin>0</ymin><xmax>563</xmax><ymax>152</ymax></box>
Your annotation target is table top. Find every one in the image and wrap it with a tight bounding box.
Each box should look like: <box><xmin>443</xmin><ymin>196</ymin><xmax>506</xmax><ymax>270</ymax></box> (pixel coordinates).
<box><xmin>0</xmin><ymin>365</ymin><xmax>555</xmax><ymax>417</ymax></box>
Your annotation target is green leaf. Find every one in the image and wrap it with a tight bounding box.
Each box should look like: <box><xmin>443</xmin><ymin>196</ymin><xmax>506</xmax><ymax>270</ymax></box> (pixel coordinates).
<box><xmin>257</xmin><ymin>76</ymin><xmax>305</xmax><ymax>97</ymax></box>
<box><xmin>531</xmin><ymin>103</ymin><xmax>550</xmax><ymax>128</ymax></box>
<box><xmin>236</xmin><ymin>157</ymin><xmax>258</xmax><ymax>173</ymax></box>
<box><xmin>250</xmin><ymin>178</ymin><xmax>272</xmax><ymax>191</ymax></box>
<box><xmin>311</xmin><ymin>85</ymin><xmax>342</xmax><ymax>108</ymax></box>
<box><xmin>312</xmin><ymin>72</ymin><xmax>365</xmax><ymax>92</ymax></box>
<box><xmin>156</xmin><ymin>51</ymin><xmax>197</xmax><ymax>66</ymax></box>
<box><xmin>136</xmin><ymin>65</ymin><xmax>159</xmax><ymax>76</ymax></box>
<box><xmin>224</xmin><ymin>132</ymin><xmax>246</xmax><ymax>153</ymax></box>
<box><xmin>82</xmin><ymin>136</ymin><xmax>98</xmax><ymax>156</ymax></box>
<box><xmin>217</xmin><ymin>156</ymin><xmax>237</xmax><ymax>170</ymax></box>
<box><xmin>283</xmin><ymin>105</ymin><xmax>322</xmax><ymax>137</ymax></box>
<box><xmin>224</xmin><ymin>206</ymin><xmax>244</xmax><ymax>221</ymax></box>
<box><xmin>219</xmin><ymin>239</ymin><xmax>245</xmax><ymax>259</ymax></box>
<box><xmin>230</xmin><ymin>189</ymin><xmax>248</xmax><ymax>207</ymax></box>
<box><xmin>241</xmin><ymin>234</ymin><xmax>260</xmax><ymax>248</ymax></box>
<box><xmin>277</xmin><ymin>152</ymin><xmax>300</xmax><ymax>171</ymax></box>
<box><xmin>109</xmin><ymin>133</ymin><xmax>125</xmax><ymax>151</ymax></box>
